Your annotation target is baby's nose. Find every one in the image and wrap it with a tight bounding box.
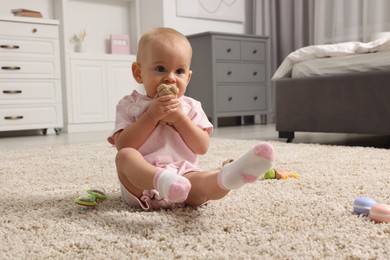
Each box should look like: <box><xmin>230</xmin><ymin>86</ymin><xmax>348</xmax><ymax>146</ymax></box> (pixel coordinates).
<box><xmin>164</xmin><ymin>72</ymin><xmax>176</xmax><ymax>83</ymax></box>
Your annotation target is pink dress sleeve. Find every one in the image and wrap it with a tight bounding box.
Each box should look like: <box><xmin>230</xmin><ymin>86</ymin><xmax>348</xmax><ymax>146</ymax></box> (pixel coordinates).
<box><xmin>107</xmin><ymin>91</ymin><xmax>150</xmax><ymax>145</ymax></box>
<box><xmin>184</xmin><ymin>96</ymin><xmax>213</xmax><ymax>135</ymax></box>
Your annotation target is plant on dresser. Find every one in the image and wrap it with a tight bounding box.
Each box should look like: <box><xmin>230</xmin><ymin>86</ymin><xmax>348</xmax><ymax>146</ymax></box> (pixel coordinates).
<box><xmin>186</xmin><ymin>32</ymin><xmax>270</xmax><ymax>127</ymax></box>
<box><xmin>0</xmin><ymin>16</ymin><xmax>63</xmax><ymax>135</ymax></box>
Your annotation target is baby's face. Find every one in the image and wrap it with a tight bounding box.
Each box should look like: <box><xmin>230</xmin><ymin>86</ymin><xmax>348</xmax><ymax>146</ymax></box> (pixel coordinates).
<box><xmin>137</xmin><ymin>38</ymin><xmax>192</xmax><ymax>98</ymax></box>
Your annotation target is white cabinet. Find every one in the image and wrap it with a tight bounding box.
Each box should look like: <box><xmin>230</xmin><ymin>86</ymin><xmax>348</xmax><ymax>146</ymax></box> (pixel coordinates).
<box><xmin>54</xmin><ymin>0</ymin><xmax>142</xmax><ymax>132</ymax></box>
<box><xmin>0</xmin><ymin>16</ymin><xmax>63</xmax><ymax>134</ymax></box>
<box><xmin>0</xmin><ymin>1</ymin><xmax>141</xmax><ymax>133</ymax></box>
<box><xmin>65</xmin><ymin>54</ymin><xmax>139</xmax><ymax>132</ymax></box>
<box><xmin>69</xmin><ymin>59</ymin><xmax>107</xmax><ymax>124</ymax></box>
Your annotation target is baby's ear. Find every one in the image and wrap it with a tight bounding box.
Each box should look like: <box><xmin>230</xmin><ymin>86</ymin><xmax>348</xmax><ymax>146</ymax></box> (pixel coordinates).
<box><xmin>187</xmin><ymin>70</ymin><xmax>192</xmax><ymax>84</ymax></box>
<box><xmin>132</xmin><ymin>62</ymin><xmax>143</xmax><ymax>83</ymax></box>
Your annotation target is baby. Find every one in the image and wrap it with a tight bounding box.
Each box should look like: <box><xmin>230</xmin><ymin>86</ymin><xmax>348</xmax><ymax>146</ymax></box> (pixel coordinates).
<box><xmin>107</xmin><ymin>27</ymin><xmax>274</xmax><ymax>210</ymax></box>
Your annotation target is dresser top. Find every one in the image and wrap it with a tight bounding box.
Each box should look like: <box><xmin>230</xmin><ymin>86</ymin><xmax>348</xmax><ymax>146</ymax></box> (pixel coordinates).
<box><xmin>186</xmin><ymin>31</ymin><xmax>269</xmax><ymax>40</ymax></box>
<box><xmin>0</xmin><ymin>15</ymin><xmax>59</xmax><ymax>25</ymax></box>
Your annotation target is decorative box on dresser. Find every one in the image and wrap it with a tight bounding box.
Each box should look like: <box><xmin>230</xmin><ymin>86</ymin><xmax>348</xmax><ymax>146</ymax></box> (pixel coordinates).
<box><xmin>0</xmin><ymin>16</ymin><xmax>63</xmax><ymax>134</ymax></box>
<box><xmin>186</xmin><ymin>32</ymin><xmax>270</xmax><ymax>127</ymax></box>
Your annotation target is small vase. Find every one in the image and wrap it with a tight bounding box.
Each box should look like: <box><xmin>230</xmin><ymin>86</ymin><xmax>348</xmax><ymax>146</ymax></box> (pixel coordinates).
<box><xmin>75</xmin><ymin>42</ymin><xmax>86</xmax><ymax>53</ymax></box>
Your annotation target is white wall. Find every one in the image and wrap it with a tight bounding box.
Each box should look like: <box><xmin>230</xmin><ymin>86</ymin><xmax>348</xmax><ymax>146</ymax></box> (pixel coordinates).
<box><xmin>139</xmin><ymin>0</ymin><xmax>248</xmax><ymax>36</ymax></box>
<box><xmin>65</xmin><ymin>0</ymin><xmax>131</xmax><ymax>54</ymax></box>
<box><xmin>1</xmin><ymin>0</ymin><xmax>251</xmax><ymax>53</ymax></box>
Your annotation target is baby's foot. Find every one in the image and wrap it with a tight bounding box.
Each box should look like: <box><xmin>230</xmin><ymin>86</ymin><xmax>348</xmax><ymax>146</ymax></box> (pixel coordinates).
<box><xmin>153</xmin><ymin>169</ymin><xmax>191</xmax><ymax>203</ymax></box>
<box><xmin>218</xmin><ymin>142</ymin><xmax>274</xmax><ymax>190</ymax></box>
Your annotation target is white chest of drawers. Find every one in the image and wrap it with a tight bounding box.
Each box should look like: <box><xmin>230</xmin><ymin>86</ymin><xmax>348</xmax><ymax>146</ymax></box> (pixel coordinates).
<box><xmin>186</xmin><ymin>32</ymin><xmax>270</xmax><ymax>127</ymax></box>
<box><xmin>0</xmin><ymin>16</ymin><xmax>63</xmax><ymax>134</ymax></box>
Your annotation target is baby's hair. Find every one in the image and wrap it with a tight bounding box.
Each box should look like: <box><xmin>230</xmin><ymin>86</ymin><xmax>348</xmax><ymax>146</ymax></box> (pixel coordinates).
<box><xmin>136</xmin><ymin>27</ymin><xmax>192</xmax><ymax>63</ymax></box>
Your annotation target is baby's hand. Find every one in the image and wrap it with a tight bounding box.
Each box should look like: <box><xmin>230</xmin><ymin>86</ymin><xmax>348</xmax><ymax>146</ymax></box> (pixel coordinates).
<box><xmin>161</xmin><ymin>102</ymin><xmax>185</xmax><ymax>125</ymax></box>
<box><xmin>146</xmin><ymin>95</ymin><xmax>180</xmax><ymax>123</ymax></box>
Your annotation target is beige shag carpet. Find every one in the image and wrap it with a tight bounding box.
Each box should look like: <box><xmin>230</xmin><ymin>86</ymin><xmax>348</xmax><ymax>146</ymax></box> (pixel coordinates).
<box><xmin>1</xmin><ymin>138</ymin><xmax>390</xmax><ymax>259</ymax></box>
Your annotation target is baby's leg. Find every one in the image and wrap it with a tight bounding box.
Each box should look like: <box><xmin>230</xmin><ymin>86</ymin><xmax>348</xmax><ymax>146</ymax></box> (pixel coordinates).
<box><xmin>185</xmin><ymin>142</ymin><xmax>274</xmax><ymax>206</ymax></box>
<box><xmin>218</xmin><ymin>142</ymin><xmax>274</xmax><ymax>189</ymax></box>
<box><xmin>185</xmin><ymin>171</ymin><xmax>229</xmax><ymax>206</ymax></box>
<box><xmin>115</xmin><ymin>148</ymin><xmax>190</xmax><ymax>203</ymax></box>
<box><xmin>153</xmin><ymin>169</ymin><xmax>191</xmax><ymax>203</ymax></box>
<box><xmin>116</xmin><ymin>148</ymin><xmax>155</xmax><ymax>197</ymax></box>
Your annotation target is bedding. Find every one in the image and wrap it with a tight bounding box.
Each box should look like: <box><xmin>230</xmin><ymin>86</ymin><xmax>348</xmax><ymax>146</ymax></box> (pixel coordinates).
<box><xmin>272</xmin><ymin>38</ymin><xmax>390</xmax><ymax>79</ymax></box>
<box><xmin>291</xmin><ymin>51</ymin><xmax>390</xmax><ymax>78</ymax></box>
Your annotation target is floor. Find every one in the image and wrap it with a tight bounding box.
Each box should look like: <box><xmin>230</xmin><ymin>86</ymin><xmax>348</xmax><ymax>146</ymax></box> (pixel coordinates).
<box><xmin>1</xmin><ymin>124</ymin><xmax>389</xmax><ymax>150</ymax></box>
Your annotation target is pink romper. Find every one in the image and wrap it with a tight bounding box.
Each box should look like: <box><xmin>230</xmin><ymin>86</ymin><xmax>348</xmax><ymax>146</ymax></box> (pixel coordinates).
<box><xmin>107</xmin><ymin>90</ymin><xmax>213</xmax><ymax>210</ymax></box>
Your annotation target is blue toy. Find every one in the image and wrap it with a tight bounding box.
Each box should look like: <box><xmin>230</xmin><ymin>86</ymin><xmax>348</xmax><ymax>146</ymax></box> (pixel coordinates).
<box><xmin>353</xmin><ymin>197</ymin><xmax>377</xmax><ymax>215</ymax></box>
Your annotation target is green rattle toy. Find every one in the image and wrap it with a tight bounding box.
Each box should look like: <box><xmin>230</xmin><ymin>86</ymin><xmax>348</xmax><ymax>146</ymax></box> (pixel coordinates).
<box><xmin>74</xmin><ymin>188</ymin><xmax>108</xmax><ymax>209</ymax></box>
<box><xmin>264</xmin><ymin>168</ymin><xmax>299</xmax><ymax>180</ymax></box>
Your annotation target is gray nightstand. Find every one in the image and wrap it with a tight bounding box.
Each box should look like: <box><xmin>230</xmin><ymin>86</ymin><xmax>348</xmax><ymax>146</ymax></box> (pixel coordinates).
<box><xmin>186</xmin><ymin>32</ymin><xmax>270</xmax><ymax>127</ymax></box>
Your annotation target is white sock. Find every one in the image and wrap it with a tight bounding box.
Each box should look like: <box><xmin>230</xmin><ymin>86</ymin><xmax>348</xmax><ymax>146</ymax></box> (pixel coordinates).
<box><xmin>218</xmin><ymin>142</ymin><xmax>275</xmax><ymax>190</ymax></box>
<box><xmin>153</xmin><ymin>169</ymin><xmax>191</xmax><ymax>203</ymax></box>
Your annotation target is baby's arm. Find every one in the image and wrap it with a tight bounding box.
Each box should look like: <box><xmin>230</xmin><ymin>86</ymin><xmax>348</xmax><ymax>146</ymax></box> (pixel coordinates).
<box><xmin>114</xmin><ymin>111</ymin><xmax>158</xmax><ymax>151</ymax></box>
<box><xmin>114</xmin><ymin>96</ymin><xmax>178</xmax><ymax>150</ymax></box>
<box><xmin>173</xmin><ymin>115</ymin><xmax>210</xmax><ymax>155</ymax></box>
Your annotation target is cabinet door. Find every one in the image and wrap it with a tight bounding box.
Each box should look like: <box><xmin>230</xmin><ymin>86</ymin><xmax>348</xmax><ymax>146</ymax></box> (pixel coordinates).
<box><xmin>107</xmin><ymin>61</ymin><xmax>139</xmax><ymax>121</ymax></box>
<box><xmin>70</xmin><ymin>60</ymin><xmax>108</xmax><ymax>123</ymax></box>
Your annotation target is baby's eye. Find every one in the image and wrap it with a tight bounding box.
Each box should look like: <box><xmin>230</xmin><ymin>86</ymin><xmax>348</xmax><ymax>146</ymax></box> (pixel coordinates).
<box><xmin>176</xmin><ymin>68</ymin><xmax>185</xmax><ymax>75</ymax></box>
<box><xmin>155</xmin><ymin>66</ymin><xmax>166</xmax><ymax>72</ymax></box>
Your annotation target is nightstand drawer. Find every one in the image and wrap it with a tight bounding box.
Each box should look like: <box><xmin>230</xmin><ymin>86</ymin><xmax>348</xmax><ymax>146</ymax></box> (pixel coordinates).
<box><xmin>0</xmin><ymin>106</ymin><xmax>59</xmax><ymax>128</ymax></box>
<box><xmin>0</xmin><ymin>20</ymin><xmax>58</xmax><ymax>39</ymax></box>
<box><xmin>0</xmin><ymin>38</ymin><xmax>58</xmax><ymax>58</ymax></box>
<box><xmin>216</xmin><ymin>63</ymin><xmax>265</xmax><ymax>83</ymax></box>
<box><xmin>0</xmin><ymin>81</ymin><xmax>60</xmax><ymax>104</ymax></box>
<box><xmin>216</xmin><ymin>85</ymin><xmax>267</xmax><ymax>112</ymax></box>
<box><xmin>215</xmin><ymin>39</ymin><xmax>241</xmax><ymax>60</ymax></box>
<box><xmin>241</xmin><ymin>41</ymin><xmax>266</xmax><ymax>61</ymax></box>
<box><xmin>0</xmin><ymin>60</ymin><xmax>59</xmax><ymax>78</ymax></box>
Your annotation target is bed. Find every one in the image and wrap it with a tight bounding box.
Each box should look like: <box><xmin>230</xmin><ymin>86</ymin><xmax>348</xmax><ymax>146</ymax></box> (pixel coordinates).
<box><xmin>272</xmin><ymin>38</ymin><xmax>390</xmax><ymax>142</ymax></box>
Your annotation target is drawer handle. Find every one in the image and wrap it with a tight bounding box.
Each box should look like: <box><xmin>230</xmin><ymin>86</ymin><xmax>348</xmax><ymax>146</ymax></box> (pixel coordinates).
<box><xmin>226</xmin><ymin>48</ymin><xmax>231</xmax><ymax>53</ymax></box>
<box><xmin>227</xmin><ymin>71</ymin><xmax>232</xmax><ymax>76</ymax></box>
<box><xmin>32</xmin><ymin>28</ymin><xmax>38</xmax><ymax>33</ymax></box>
<box><xmin>253</xmin><ymin>71</ymin><xmax>258</xmax><ymax>76</ymax></box>
<box><xmin>253</xmin><ymin>96</ymin><xmax>258</xmax><ymax>101</ymax></box>
<box><xmin>1</xmin><ymin>66</ymin><xmax>21</xmax><ymax>71</ymax></box>
<box><xmin>3</xmin><ymin>90</ymin><xmax>22</xmax><ymax>94</ymax></box>
<box><xmin>253</xmin><ymin>49</ymin><xmax>258</xmax><ymax>54</ymax></box>
<box><xmin>4</xmin><ymin>115</ymin><xmax>24</xmax><ymax>120</ymax></box>
<box><xmin>228</xmin><ymin>97</ymin><xmax>233</xmax><ymax>101</ymax></box>
<box><xmin>0</xmin><ymin>44</ymin><xmax>20</xmax><ymax>49</ymax></box>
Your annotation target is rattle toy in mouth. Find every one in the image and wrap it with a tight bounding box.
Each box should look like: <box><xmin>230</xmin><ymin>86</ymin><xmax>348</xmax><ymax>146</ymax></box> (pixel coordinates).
<box><xmin>157</xmin><ymin>84</ymin><xmax>179</xmax><ymax>97</ymax></box>
<box><xmin>156</xmin><ymin>84</ymin><xmax>179</xmax><ymax>126</ymax></box>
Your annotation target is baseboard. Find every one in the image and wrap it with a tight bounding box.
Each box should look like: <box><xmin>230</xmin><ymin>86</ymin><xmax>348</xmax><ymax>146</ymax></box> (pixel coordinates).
<box><xmin>64</xmin><ymin>122</ymin><xmax>114</xmax><ymax>133</ymax></box>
